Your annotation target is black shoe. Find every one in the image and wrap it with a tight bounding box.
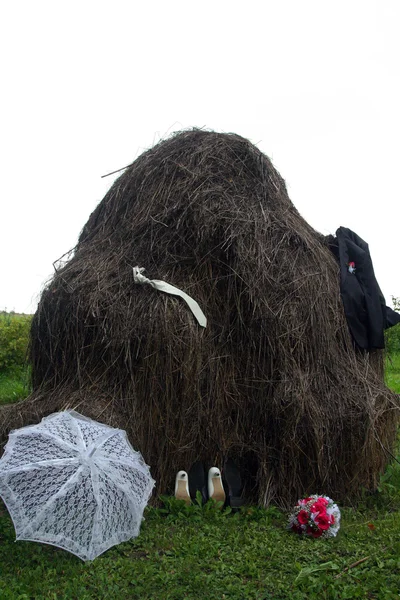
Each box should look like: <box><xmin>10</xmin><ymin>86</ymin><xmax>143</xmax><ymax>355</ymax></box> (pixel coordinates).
<box><xmin>228</xmin><ymin>496</ymin><xmax>245</xmax><ymax>510</ymax></box>
<box><xmin>222</xmin><ymin>458</ymin><xmax>243</xmax><ymax>509</ymax></box>
<box><xmin>188</xmin><ymin>461</ymin><xmax>208</xmax><ymax>504</ymax></box>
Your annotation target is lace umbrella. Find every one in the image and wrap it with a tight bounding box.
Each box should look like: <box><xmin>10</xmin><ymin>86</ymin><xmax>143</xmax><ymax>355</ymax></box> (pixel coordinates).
<box><xmin>0</xmin><ymin>410</ymin><xmax>155</xmax><ymax>561</ymax></box>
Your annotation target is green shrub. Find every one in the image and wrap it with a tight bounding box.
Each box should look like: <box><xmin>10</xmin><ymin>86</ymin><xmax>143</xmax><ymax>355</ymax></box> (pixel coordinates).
<box><xmin>0</xmin><ymin>313</ymin><xmax>32</xmax><ymax>372</ymax></box>
<box><xmin>385</xmin><ymin>297</ymin><xmax>400</xmax><ymax>355</ymax></box>
<box><xmin>386</xmin><ymin>323</ymin><xmax>400</xmax><ymax>354</ymax></box>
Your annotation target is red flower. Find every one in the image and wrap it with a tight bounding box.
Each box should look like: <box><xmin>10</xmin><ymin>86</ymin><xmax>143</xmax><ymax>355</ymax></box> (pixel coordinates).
<box><xmin>310</xmin><ymin>498</ymin><xmax>328</xmax><ymax>514</ymax></box>
<box><xmin>311</xmin><ymin>529</ymin><xmax>323</xmax><ymax>538</ymax></box>
<box><xmin>329</xmin><ymin>514</ymin><xmax>335</xmax><ymax>525</ymax></box>
<box><xmin>315</xmin><ymin>513</ymin><xmax>331</xmax><ymax>530</ymax></box>
<box><xmin>305</xmin><ymin>525</ymin><xmax>322</xmax><ymax>538</ymax></box>
<box><xmin>298</xmin><ymin>497</ymin><xmax>313</xmax><ymax>507</ymax></box>
<box><xmin>297</xmin><ymin>510</ymin><xmax>309</xmax><ymax>525</ymax></box>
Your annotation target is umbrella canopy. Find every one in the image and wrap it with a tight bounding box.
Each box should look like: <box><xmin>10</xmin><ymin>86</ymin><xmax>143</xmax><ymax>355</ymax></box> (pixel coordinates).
<box><xmin>0</xmin><ymin>410</ymin><xmax>155</xmax><ymax>561</ymax></box>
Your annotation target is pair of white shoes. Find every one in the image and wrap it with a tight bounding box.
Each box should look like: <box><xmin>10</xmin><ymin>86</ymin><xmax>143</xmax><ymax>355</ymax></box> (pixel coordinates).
<box><xmin>175</xmin><ymin>467</ymin><xmax>225</xmax><ymax>505</ymax></box>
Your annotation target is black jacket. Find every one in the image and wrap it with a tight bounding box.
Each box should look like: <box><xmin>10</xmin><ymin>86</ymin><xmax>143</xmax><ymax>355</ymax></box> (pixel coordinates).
<box><xmin>326</xmin><ymin>227</ymin><xmax>400</xmax><ymax>350</ymax></box>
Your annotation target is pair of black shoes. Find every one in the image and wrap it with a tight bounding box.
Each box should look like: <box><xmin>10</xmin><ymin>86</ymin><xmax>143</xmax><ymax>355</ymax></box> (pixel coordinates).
<box><xmin>187</xmin><ymin>459</ymin><xmax>244</xmax><ymax>509</ymax></box>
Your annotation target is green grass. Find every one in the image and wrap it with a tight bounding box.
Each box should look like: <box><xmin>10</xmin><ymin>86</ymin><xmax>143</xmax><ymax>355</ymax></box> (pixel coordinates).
<box><xmin>1</xmin><ymin>497</ymin><xmax>400</xmax><ymax>599</ymax></box>
<box><xmin>386</xmin><ymin>352</ymin><xmax>400</xmax><ymax>393</ymax></box>
<box><xmin>0</xmin><ymin>355</ymin><xmax>399</xmax><ymax>598</ymax></box>
<box><xmin>0</xmin><ymin>367</ymin><xmax>31</xmax><ymax>405</ymax></box>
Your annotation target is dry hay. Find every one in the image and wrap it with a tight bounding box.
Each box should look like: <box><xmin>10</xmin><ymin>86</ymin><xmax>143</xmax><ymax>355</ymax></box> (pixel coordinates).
<box><xmin>1</xmin><ymin>129</ymin><xmax>399</xmax><ymax>507</ymax></box>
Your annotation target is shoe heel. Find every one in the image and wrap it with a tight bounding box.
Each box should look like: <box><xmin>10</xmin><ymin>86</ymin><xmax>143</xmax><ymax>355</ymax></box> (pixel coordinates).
<box><xmin>208</xmin><ymin>467</ymin><xmax>226</xmax><ymax>504</ymax></box>
<box><xmin>175</xmin><ymin>471</ymin><xmax>191</xmax><ymax>505</ymax></box>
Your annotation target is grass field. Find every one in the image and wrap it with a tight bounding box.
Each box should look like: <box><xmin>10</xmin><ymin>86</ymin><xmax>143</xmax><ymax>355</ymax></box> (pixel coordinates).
<box><xmin>1</xmin><ymin>492</ymin><xmax>400</xmax><ymax>599</ymax></box>
<box><xmin>0</xmin><ymin>355</ymin><xmax>399</xmax><ymax>599</ymax></box>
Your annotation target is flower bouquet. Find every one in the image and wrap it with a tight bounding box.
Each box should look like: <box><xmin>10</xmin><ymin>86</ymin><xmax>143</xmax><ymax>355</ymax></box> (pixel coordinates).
<box><xmin>288</xmin><ymin>495</ymin><xmax>341</xmax><ymax>538</ymax></box>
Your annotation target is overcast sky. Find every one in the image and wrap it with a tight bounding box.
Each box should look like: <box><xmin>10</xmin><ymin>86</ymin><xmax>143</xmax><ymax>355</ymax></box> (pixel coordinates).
<box><xmin>1</xmin><ymin>0</ymin><xmax>399</xmax><ymax>313</ymax></box>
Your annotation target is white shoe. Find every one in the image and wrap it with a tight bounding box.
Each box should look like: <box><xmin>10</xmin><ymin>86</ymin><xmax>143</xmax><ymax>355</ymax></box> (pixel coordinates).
<box><xmin>208</xmin><ymin>467</ymin><xmax>226</xmax><ymax>504</ymax></box>
<box><xmin>175</xmin><ymin>471</ymin><xmax>191</xmax><ymax>505</ymax></box>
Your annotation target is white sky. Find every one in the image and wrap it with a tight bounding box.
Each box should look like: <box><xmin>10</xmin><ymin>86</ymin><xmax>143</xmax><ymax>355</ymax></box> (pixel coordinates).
<box><xmin>1</xmin><ymin>0</ymin><xmax>399</xmax><ymax>313</ymax></box>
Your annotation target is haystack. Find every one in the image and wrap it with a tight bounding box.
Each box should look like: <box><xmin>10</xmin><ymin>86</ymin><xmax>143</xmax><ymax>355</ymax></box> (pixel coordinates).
<box><xmin>1</xmin><ymin>130</ymin><xmax>398</xmax><ymax>507</ymax></box>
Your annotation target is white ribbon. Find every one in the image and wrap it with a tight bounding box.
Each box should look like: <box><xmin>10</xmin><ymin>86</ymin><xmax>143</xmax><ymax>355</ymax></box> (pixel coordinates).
<box><xmin>133</xmin><ymin>266</ymin><xmax>207</xmax><ymax>328</ymax></box>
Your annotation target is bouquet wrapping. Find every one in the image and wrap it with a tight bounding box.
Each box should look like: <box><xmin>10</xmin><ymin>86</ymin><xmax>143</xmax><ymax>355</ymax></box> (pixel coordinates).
<box><xmin>288</xmin><ymin>495</ymin><xmax>340</xmax><ymax>538</ymax></box>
